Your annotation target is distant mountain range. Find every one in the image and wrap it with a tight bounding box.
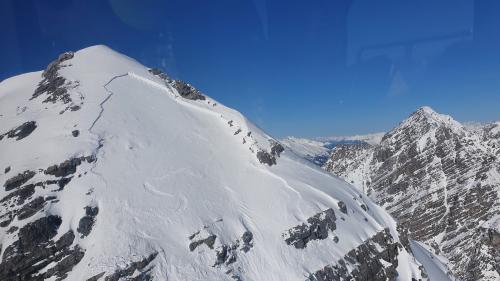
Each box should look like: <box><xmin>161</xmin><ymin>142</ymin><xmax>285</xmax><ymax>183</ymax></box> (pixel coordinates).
<box><xmin>282</xmin><ymin>132</ymin><xmax>385</xmax><ymax>166</ymax></box>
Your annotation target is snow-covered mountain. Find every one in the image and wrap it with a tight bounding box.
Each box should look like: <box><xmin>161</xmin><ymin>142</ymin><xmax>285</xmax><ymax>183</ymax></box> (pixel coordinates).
<box><xmin>0</xmin><ymin>46</ymin><xmax>430</xmax><ymax>280</ymax></box>
<box><xmin>325</xmin><ymin>106</ymin><xmax>500</xmax><ymax>281</ymax></box>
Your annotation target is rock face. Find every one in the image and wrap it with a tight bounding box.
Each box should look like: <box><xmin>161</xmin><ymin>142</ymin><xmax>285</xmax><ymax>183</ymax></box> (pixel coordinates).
<box><xmin>0</xmin><ymin>121</ymin><xmax>37</xmax><ymax>141</ymax></box>
<box><xmin>283</xmin><ymin>208</ymin><xmax>337</xmax><ymax>249</ymax></box>
<box><xmin>325</xmin><ymin>107</ymin><xmax>500</xmax><ymax>281</ymax></box>
<box><xmin>308</xmin><ymin>229</ymin><xmax>409</xmax><ymax>281</ymax></box>
<box><xmin>148</xmin><ymin>68</ymin><xmax>205</xmax><ymax>100</ymax></box>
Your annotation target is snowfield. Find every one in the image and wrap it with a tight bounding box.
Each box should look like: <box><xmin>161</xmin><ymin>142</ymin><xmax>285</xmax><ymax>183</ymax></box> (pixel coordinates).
<box><xmin>0</xmin><ymin>45</ymin><xmax>428</xmax><ymax>280</ymax></box>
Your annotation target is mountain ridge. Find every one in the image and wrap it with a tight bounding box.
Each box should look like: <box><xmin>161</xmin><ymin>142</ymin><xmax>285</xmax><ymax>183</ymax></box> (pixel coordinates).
<box><xmin>324</xmin><ymin>106</ymin><xmax>500</xmax><ymax>281</ymax></box>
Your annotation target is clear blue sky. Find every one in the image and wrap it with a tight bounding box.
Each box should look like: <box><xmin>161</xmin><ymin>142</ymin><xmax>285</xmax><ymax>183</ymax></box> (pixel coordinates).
<box><xmin>1</xmin><ymin>0</ymin><xmax>499</xmax><ymax>138</ymax></box>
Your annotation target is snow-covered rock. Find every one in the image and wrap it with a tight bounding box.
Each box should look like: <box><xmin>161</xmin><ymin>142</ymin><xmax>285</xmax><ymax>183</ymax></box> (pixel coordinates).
<box><xmin>0</xmin><ymin>46</ymin><xmax>426</xmax><ymax>280</ymax></box>
<box><xmin>325</xmin><ymin>106</ymin><xmax>500</xmax><ymax>281</ymax></box>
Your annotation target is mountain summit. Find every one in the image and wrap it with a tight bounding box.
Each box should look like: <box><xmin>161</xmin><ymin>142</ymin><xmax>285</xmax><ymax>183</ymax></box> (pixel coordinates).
<box><xmin>325</xmin><ymin>107</ymin><xmax>500</xmax><ymax>281</ymax></box>
<box><xmin>0</xmin><ymin>46</ymin><xmax>428</xmax><ymax>280</ymax></box>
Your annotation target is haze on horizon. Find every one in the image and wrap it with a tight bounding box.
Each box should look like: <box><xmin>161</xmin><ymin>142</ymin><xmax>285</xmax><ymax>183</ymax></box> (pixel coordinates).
<box><xmin>1</xmin><ymin>0</ymin><xmax>499</xmax><ymax>138</ymax></box>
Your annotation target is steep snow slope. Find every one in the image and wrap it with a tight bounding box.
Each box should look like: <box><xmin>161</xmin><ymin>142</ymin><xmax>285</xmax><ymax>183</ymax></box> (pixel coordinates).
<box><xmin>409</xmin><ymin>241</ymin><xmax>455</xmax><ymax>281</ymax></box>
<box><xmin>325</xmin><ymin>107</ymin><xmax>500</xmax><ymax>281</ymax></box>
<box><xmin>0</xmin><ymin>46</ymin><xmax>426</xmax><ymax>280</ymax></box>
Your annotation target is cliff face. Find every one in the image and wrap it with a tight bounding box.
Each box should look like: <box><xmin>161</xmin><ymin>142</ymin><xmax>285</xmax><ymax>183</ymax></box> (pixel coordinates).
<box><xmin>325</xmin><ymin>107</ymin><xmax>500</xmax><ymax>281</ymax></box>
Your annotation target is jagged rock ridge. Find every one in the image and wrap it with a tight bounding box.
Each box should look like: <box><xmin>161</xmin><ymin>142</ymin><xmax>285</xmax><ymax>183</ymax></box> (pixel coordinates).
<box><xmin>325</xmin><ymin>106</ymin><xmax>500</xmax><ymax>281</ymax></box>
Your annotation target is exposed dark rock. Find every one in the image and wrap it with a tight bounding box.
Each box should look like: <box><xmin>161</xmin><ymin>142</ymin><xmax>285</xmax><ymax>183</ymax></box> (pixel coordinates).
<box><xmin>214</xmin><ymin>245</ymin><xmax>230</xmax><ymax>266</ymax></box>
<box><xmin>4</xmin><ymin>170</ymin><xmax>36</xmax><ymax>191</ymax></box>
<box><xmin>104</xmin><ymin>252</ymin><xmax>158</xmax><ymax>281</ymax></box>
<box><xmin>307</xmin><ymin>229</ymin><xmax>404</xmax><ymax>281</ymax></box>
<box><xmin>72</xmin><ymin>130</ymin><xmax>80</xmax><ymax>137</ymax></box>
<box><xmin>270</xmin><ymin>140</ymin><xmax>285</xmax><ymax>157</ymax></box>
<box><xmin>172</xmin><ymin>80</ymin><xmax>206</xmax><ymax>100</ymax></box>
<box><xmin>149</xmin><ymin>68</ymin><xmax>206</xmax><ymax>101</ymax></box>
<box><xmin>240</xmin><ymin>231</ymin><xmax>254</xmax><ymax>253</ymax></box>
<box><xmin>0</xmin><ymin>121</ymin><xmax>37</xmax><ymax>141</ymax></box>
<box><xmin>32</xmin><ymin>52</ymin><xmax>74</xmax><ymax>105</ymax></box>
<box><xmin>189</xmin><ymin>235</ymin><xmax>217</xmax><ymax>251</ymax></box>
<box><xmin>87</xmin><ymin>272</ymin><xmax>105</xmax><ymax>281</ymax></box>
<box><xmin>4</xmin><ymin>166</ymin><xmax>10</xmax><ymax>173</ymax></box>
<box><xmin>337</xmin><ymin>201</ymin><xmax>347</xmax><ymax>214</ymax></box>
<box><xmin>256</xmin><ymin>141</ymin><xmax>285</xmax><ymax>166</ymax></box>
<box><xmin>213</xmin><ymin>231</ymin><xmax>253</xmax><ymax>267</ymax></box>
<box><xmin>257</xmin><ymin>150</ymin><xmax>277</xmax><ymax>166</ymax></box>
<box><xmin>234</xmin><ymin>128</ymin><xmax>242</xmax><ymax>135</ymax></box>
<box><xmin>17</xmin><ymin>196</ymin><xmax>46</xmax><ymax>220</ymax></box>
<box><xmin>45</xmin><ymin>156</ymin><xmax>95</xmax><ymax>178</ymax></box>
<box><xmin>44</xmin><ymin>245</ymin><xmax>85</xmax><ymax>280</ymax></box>
<box><xmin>1</xmin><ymin>184</ymin><xmax>35</xmax><ymax>205</ymax></box>
<box><xmin>77</xmin><ymin>206</ymin><xmax>99</xmax><ymax>238</ymax></box>
<box><xmin>148</xmin><ymin>68</ymin><xmax>172</xmax><ymax>83</ymax></box>
<box><xmin>0</xmin><ymin>215</ymin><xmax>86</xmax><ymax>281</ymax></box>
<box><xmin>57</xmin><ymin>177</ymin><xmax>72</xmax><ymax>190</ymax></box>
<box><xmin>284</xmin><ymin>208</ymin><xmax>336</xmax><ymax>249</ymax></box>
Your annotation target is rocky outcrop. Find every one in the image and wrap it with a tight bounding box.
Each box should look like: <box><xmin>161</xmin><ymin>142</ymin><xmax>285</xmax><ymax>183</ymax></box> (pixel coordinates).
<box><xmin>31</xmin><ymin>51</ymin><xmax>82</xmax><ymax>113</ymax></box>
<box><xmin>189</xmin><ymin>234</ymin><xmax>217</xmax><ymax>251</ymax></box>
<box><xmin>32</xmin><ymin>52</ymin><xmax>74</xmax><ymax>104</ymax></box>
<box><xmin>0</xmin><ymin>154</ymin><xmax>99</xmax><ymax>278</ymax></box>
<box><xmin>307</xmin><ymin>229</ymin><xmax>412</xmax><ymax>281</ymax></box>
<box><xmin>104</xmin><ymin>252</ymin><xmax>158</xmax><ymax>281</ymax></box>
<box><xmin>188</xmin><ymin>222</ymin><xmax>255</xmax><ymax>280</ymax></box>
<box><xmin>325</xmin><ymin>107</ymin><xmax>500</xmax><ymax>280</ymax></box>
<box><xmin>0</xmin><ymin>216</ymin><xmax>84</xmax><ymax>281</ymax></box>
<box><xmin>4</xmin><ymin>170</ymin><xmax>36</xmax><ymax>191</ymax></box>
<box><xmin>44</xmin><ymin>155</ymin><xmax>95</xmax><ymax>178</ymax></box>
<box><xmin>148</xmin><ymin>68</ymin><xmax>205</xmax><ymax>100</ymax></box>
<box><xmin>0</xmin><ymin>121</ymin><xmax>37</xmax><ymax>141</ymax></box>
<box><xmin>256</xmin><ymin>140</ymin><xmax>286</xmax><ymax>166</ymax></box>
<box><xmin>213</xmin><ymin>231</ymin><xmax>254</xmax><ymax>267</ymax></box>
<box><xmin>171</xmin><ymin>80</ymin><xmax>206</xmax><ymax>101</ymax></box>
<box><xmin>257</xmin><ymin>150</ymin><xmax>277</xmax><ymax>166</ymax></box>
<box><xmin>77</xmin><ymin>206</ymin><xmax>99</xmax><ymax>238</ymax></box>
<box><xmin>283</xmin><ymin>208</ymin><xmax>336</xmax><ymax>249</ymax></box>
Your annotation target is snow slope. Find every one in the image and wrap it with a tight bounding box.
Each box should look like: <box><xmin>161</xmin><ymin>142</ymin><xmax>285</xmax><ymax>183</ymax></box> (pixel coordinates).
<box><xmin>409</xmin><ymin>241</ymin><xmax>455</xmax><ymax>281</ymax></box>
<box><xmin>0</xmin><ymin>45</ymin><xmax>426</xmax><ymax>280</ymax></box>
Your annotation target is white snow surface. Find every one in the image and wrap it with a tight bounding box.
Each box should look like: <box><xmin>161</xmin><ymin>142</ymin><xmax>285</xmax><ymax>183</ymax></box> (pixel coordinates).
<box><xmin>0</xmin><ymin>45</ymin><xmax>425</xmax><ymax>280</ymax></box>
<box><xmin>410</xmin><ymin>241</ymin><xmax>455</xmax><ymax>281</ymax></box>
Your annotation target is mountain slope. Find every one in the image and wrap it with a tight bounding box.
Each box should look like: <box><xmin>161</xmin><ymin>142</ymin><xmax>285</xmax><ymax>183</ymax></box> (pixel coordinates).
<box><xmin>0</xmin><ymin>46</ymin><xmax>426</xmax><ymax>281</ymax></box>
<box><xmin>325</xmin><ymin>107</ymin><xmax>500</xmax><ymax>281</ymax></box>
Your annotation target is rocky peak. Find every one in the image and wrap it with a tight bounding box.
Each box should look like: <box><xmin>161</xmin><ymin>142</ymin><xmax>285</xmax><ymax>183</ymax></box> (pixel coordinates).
<box><xmin>381</xmin><ymin>106</ymin><xmax>466</xmax><ymax>149</ymax></box>
<box><xmin>324</xmin><ymin>107</ymin><xmax>500</xmax><ymax>280</ymax></box>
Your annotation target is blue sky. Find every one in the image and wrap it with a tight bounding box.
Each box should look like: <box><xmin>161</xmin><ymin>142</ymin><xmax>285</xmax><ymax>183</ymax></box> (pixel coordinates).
<box><xmin>1</xmin><ymin>0</ymin><xmax>500</xmax><ymax>137</ymax></box>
